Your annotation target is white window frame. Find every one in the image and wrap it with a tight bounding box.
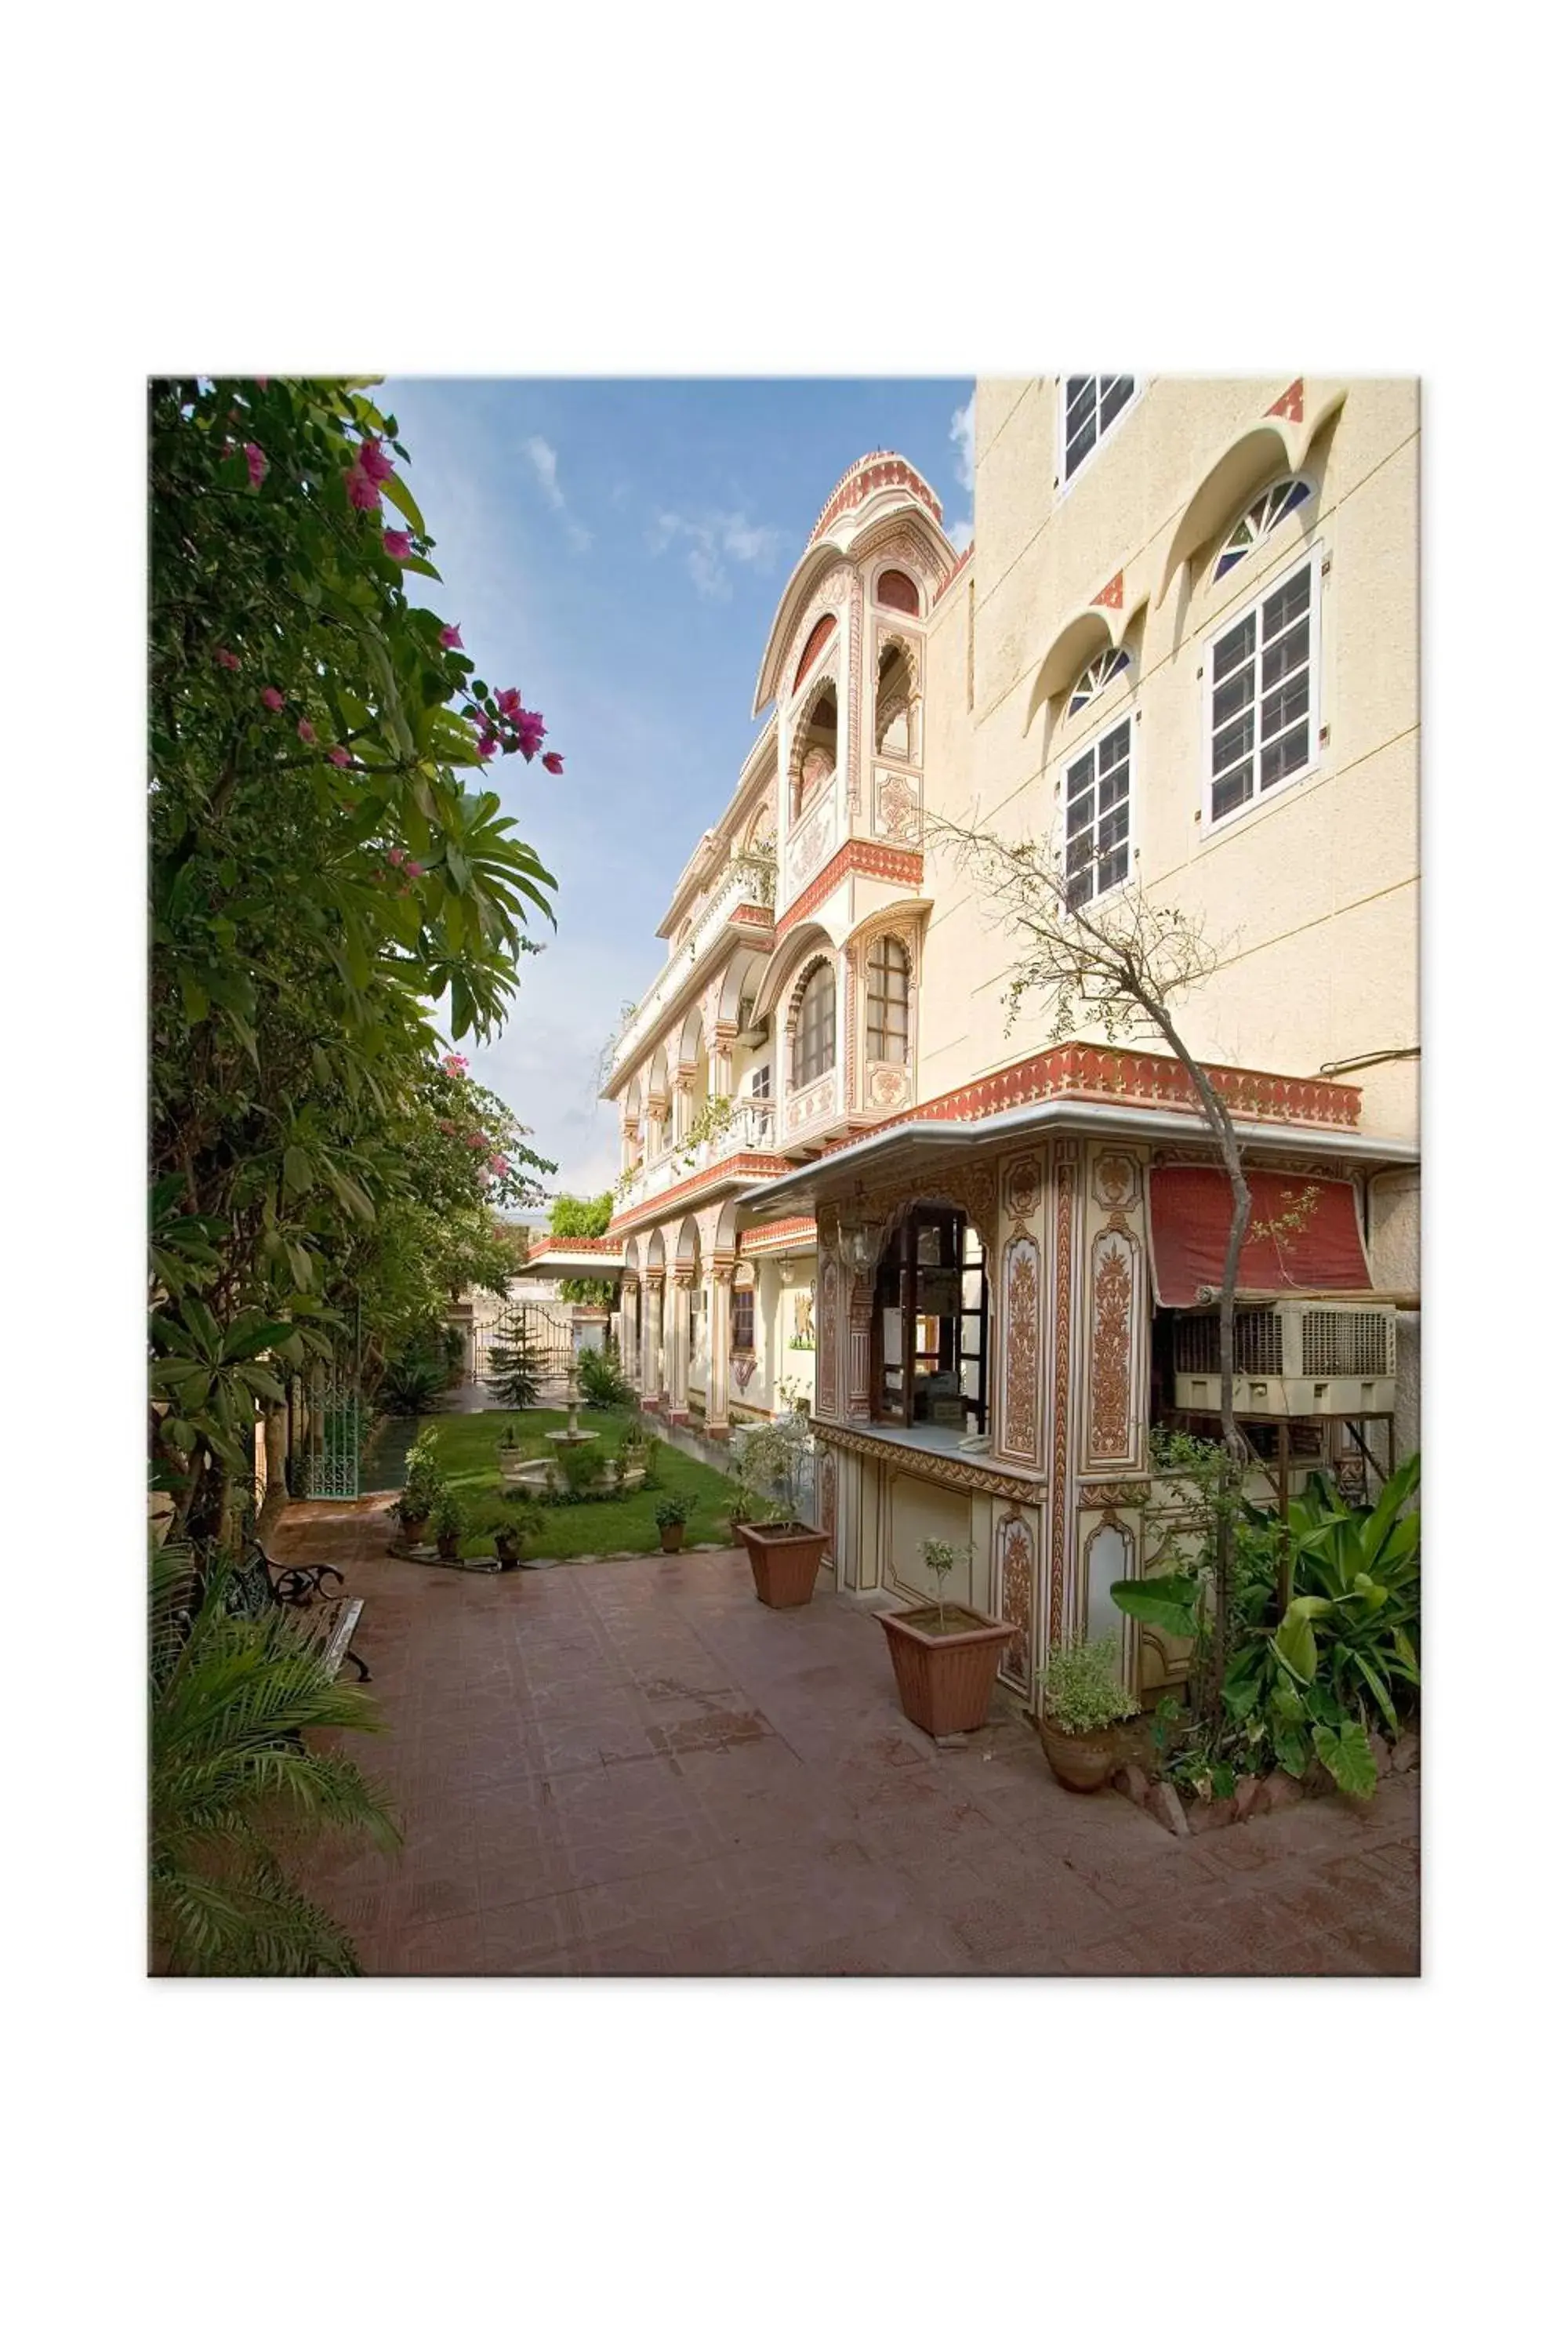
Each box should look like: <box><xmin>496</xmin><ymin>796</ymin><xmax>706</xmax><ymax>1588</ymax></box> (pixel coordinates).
<box><xmin>1200</xmin><ymin>541</ymin><xmax>1323</xmax><ymax>840</ymax></box>
<box><xmin>1059</xmin><ymin>710</ymin><xmax>1136</xmax><ymax>911</ymax></box>
<box><xmin>1058</xmin><ymin>375</ymin><xmax>1142</xmax><ymax>492</ymax></box>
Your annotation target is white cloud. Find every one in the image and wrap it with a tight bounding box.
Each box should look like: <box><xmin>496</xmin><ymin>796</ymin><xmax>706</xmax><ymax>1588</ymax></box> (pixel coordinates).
<box><xmin>651</xmin><ymin>507</ymin><xmax>783</xmax><ymax>601</ymax></box>
<box><xmin>524</xmin><ymin>434</ymin><xmax>592</xmax><ymax>552</ymax></box>
<box><xmin>950</xmin><ymin>393</ymin><xmax>976</xmax><ymax>494</ymax></box>
<box><xmin>947</xmin><ymin>515</ymin><xmax>974</xmax><ymax>554</ymax></box>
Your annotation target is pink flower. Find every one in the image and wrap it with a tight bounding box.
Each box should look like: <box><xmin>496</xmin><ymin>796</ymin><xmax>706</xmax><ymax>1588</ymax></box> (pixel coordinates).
<box><xmin>466</xmin><ymin>1131</ymin><xmax>487</xmax><ymax>1150</ymax></box>
<box><xmin>440</xmin><ymin>622</ymin><xmax>463</xmax><ymax>650</ymax></box>
<box><xmin>489</xmin><ymin>1154</ymin><xmax>508</xmax><ymax>1176</ymax></box>
<box><xmin>441</xmin><ymin>1053</ymin><xmax>469</xmax><ymax>1076</ymax></box>
<box><xmin>495</xmin><ymin>688</ymin><xmax>522</xmax><ymax>717</ymax></box>
<box><xmin>244</xmin><ymin>442</ymin><xmax>267</xmax><ymax>488</ymax></box>
<box><xmin>358</xmin><ymin>435</ymin><xmax>395</xmax><ymax>485</ymax></box>
<box><xmin>405</xmin><ymin>861</ymin><xmax>425</xmax><ymax>880</ymax></box>
<box><xmin>261</xmin><ymin>686</ymin><xmax>285</xmax><ymax>713</ymax></box>
<box><xmin>387</xmin><ymin>846</ymin><xmax>407</xmax><ymax>868</ymax></box>
<box><xmin>345</xmin><ymin>466</ymin><xmax>380</xmax><ymax>512</ymax></box>
<box><xmin>517</xmin><ymin>711</ymin><xmax>546</xmax><ymax>759</ymax></box>
<box><xmin>328</xmin><ymin>745</ymin><xmax>351</xmax><ymax>768</ymax></box>
<box><xmin>383</xmin><ymin>529</ymin><xmax>412</xmax><ymax>561</ymax></box>
<box><xmin>215</xmin><ymin>647</ymin><xmax>241</xmax><ymax>672</ymax></box>
<box><xmin>475</xmin><ymin>732</ymin><xmax>500</xmax><ymax>760</ymax></box>
<box><xmin>297</xmin><ymin>717</ymin><xmax>316</xmax><ymax>743</ymax></box>
<box><xmin>542</xmin><ymin>750</ymin><xmax>564</xmax><ymax>775</ymax></box>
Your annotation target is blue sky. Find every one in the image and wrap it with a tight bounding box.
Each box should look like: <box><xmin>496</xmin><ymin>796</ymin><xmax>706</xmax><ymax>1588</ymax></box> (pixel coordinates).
<box><xmin>381</xmin><ymin>376</ymin><xmax>975</xmax><ymax>1200</ymax></box>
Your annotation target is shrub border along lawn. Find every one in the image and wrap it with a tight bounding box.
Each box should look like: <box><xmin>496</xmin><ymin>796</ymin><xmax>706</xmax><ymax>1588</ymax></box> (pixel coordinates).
<box><xmin>411</xmin><ymin>1409</ymin><xmax>740</xmax><ymax>1561</ymax></box>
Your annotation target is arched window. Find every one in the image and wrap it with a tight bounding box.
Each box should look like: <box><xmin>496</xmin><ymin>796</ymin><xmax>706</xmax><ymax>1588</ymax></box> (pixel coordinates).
<box><xmin>1214</xmin><ymin>477</ymin><xmax>1313</xmax><ymax>580</ymax></box>
<box><xmin>791</xmin><ymin>684</ymin><xmax>837</xmax><ymax>822</ymax></box>
<box><xmin>875</xmin><ymin>568</ymin><xmax>920</xmax><ymax>615</ymax></box>
<box><xmin>1068</xmin><ymin>644</ymin><xmax>1131</xmax><ymax>717</ymax></box>
<box><xmin>873</xmin><ymin>1205</ymin><xmax>989</xmax><ymax>1435</ymax></box>
<box><xmin>866</xmin><ymin>935</ymin><xmax>910</xmax><ymax>1064</ymax></box>
<box><xmin>793</xmin><ymin>960</ymin><xmax>836</xmax><ymax>1087</ymax></box>
<box><xmin>793</xmin><ymin>614</ymin><xmax>837</xmax><ymax>693</ymax></box>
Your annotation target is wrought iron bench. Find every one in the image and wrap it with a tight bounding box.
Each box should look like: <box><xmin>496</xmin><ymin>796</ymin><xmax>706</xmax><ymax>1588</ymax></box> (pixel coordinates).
<box><xmin>231</xmin><ymin>1542</ymin><xmax>371</xmax><ymax>1683</ymax></box>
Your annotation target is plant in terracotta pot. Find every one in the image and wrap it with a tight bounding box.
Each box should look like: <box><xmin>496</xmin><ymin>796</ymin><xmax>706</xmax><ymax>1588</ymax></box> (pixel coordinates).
<box><xmin>729</xmin><ymin>1417</ymin><xmax>826</xmax><ymax>1608</ymax></box>
<box><xmin>654</xmin><ymin>1493</ymin><xmax>695</xmax><ymax>1553</ymax></box>
<box><xmin>878</xmin><ymin>1539</ymin><xmax>1018</xmax><ymax>1737</ymax></box>
<box><xmin>486</xmin><ymin>1500</ymin><xmax>541</xmax><ymax>1567</ymax></box>
<box><xmin>1033</xmin><ymin>1635</ymin><xmax>1140</xmax><ymax>1793</ymax></box>
<box><xmin>430</xmin><ymin>1487</ymin><xmax>465</xmax><ymax>1564</ymax></box>
<box><xmin>497</xmin><ymin>1420</ymin><xmax>522</xmax><ymax>1471</ymax></box>
<box><xmin>391</xmin><ymin>1428</ymin><xmax>443</xmax><ymax>1546</ymax></box>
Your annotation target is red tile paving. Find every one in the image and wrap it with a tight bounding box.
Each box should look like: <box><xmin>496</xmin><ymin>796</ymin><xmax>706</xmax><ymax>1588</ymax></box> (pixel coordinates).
<box><xmin>275</xmin><ymin>1499</ymin><xmax>1421</xmax><ymax>1978</ymax></box>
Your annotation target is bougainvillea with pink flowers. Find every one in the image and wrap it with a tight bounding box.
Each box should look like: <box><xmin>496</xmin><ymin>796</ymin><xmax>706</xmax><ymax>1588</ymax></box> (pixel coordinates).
<box><xmin>151</xmin><ymin>374</ymin><xmax>563</xmax><ymax>1544</ymax></box>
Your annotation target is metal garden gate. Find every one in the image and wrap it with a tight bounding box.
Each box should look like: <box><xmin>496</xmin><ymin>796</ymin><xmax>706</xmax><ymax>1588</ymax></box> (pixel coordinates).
<box><xmin>303</xmin><ymin>1302</ymin><xmax>363</xmax><ymax>1500</ymax></box>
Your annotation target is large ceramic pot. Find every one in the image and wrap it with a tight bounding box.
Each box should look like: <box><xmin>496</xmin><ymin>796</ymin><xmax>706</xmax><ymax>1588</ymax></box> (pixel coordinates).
<box><xmin>878</xmin><ymin>1606</ymin><xmax>1017</xmax><ymax>1737</ymax></box>
<box><xmin>397</xmin><ymin>1513</ymin><xmax>429</xmax><ymax>1548</ymax></box>
<box><xmin>1034</xmin><ymin>1715</ymin><xmax>1122</xmax><ymax>1795</ymax></box>
<box><xmin>738</xmin><ymin>1522</ymin><xmax>826</xmax><ymax>1609</ymax></box>
<box><xmin>659</xmin><ymin>1523</ymin><xmax>685</xmax><ymax>1554</ymax></box>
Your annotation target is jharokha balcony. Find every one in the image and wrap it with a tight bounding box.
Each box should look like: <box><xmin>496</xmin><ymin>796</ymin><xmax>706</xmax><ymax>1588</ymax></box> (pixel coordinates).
<box><xmin>604</xmin><ymin>863</ymin><xmax>776</xmax><ymax>1098</ymax></box>
<box><xmin>611</xmin><ymin>1098</ymin><xmax>786</xmax><ymax>1228</ymax></box>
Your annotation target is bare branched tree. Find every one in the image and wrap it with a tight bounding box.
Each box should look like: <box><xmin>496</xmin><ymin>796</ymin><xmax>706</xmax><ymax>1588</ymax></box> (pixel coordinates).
<box><xmin>928</xmin><ymin>808</ymin><xmax>1253</xmax><ymax>1721</ymax></box>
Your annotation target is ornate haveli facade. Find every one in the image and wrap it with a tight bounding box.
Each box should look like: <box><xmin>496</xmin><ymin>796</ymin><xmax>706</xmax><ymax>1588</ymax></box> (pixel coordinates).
<box><xmin>559</xmin><ymin>378</ymin><xmax>1419</xmax><ymax>1703</ymax></box>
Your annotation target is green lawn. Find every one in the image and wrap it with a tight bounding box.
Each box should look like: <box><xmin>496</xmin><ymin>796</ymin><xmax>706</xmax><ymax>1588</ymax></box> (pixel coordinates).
<box><xmin>412</xmin><ymin>1409</ymin><xmax>741</xmax><ymax>1561</ymax></box>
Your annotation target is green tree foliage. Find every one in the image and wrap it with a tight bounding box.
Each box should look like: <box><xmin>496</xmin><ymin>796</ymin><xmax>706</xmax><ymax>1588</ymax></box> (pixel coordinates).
<box><xmin>150</xmin><ymin>376</ymin><xmax>563</xmax><ymax>1541</ymax></box>
<box><xmin>549</xmin><ymin>1189</ymin><xmax>619</xmax><ymax>1307</ymax></box>
<box><xmin>150</xmin><ymin>1544</ymin><xmax>401</xmax><ymax>1974</ymax></box>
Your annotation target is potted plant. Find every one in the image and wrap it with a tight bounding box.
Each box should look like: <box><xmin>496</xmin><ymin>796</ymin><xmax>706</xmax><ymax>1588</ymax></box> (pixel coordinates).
<box><xmin>729</xmin><ymin>1417</ymin><xmax>827</xmax><ymax>1608</ymax></box>
<box><xmin>497</xmin><ymin>1420</ymin><xmax>523</xmax><ymax>1471</ymax></box>
<box><xmin>392</xmin><ymin>1428</ymin><xmax>443</xmax><ymax>1545</ymax></box>
<box><xmin>654</xmin><ymin>1493</ymin><xmax>695</xmax><ymax>1553</ymax></box>
<box><xmin>1033</xmin><ymin>1635</ymin><xmax>1141</xmax><ymax>1792</ymax></box>
<box><xmin>878</xmin><ymin>1540</ymin><xmax>1018</xmax><ymax>1737</ymax></box>
<box><xmin>430</xmin><ymin>1488</ymin><xmax>465</xmax><ymax>1564</ymax></box>
<box><xmin>488</xmin><ymin>1500</ymin><xmax>541</xmax><ymax>1568</ymax></box>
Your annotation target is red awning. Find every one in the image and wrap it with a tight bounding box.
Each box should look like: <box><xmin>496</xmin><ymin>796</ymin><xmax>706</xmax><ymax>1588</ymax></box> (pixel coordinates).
<box><xmin>1149</xmin><ymin>1166</ymin><xmax>1373</xmax><ymax>1308</ymax></box>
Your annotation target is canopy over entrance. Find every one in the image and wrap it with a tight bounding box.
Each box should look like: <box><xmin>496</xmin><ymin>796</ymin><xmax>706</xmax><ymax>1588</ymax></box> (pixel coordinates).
<box><xmin>1149</xmin><ymin>1167</ymin><xmax>1373</xmax><ymax>1308</ymax></box>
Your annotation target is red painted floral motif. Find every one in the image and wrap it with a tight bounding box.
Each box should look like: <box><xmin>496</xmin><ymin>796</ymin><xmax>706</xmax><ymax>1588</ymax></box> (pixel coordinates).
<box><xmin>1001</xmin><ymin>1236</ymin><xmax>1040</xmax><ymax>1461</ymax></box>
<box><xmin>1089</xmin><ymin>1238</ymin><xmax>1134</xmax><ymax>1460</ymax></box>
<box><xmin>999</xmin><ymin>1517</ymin><xmax>1034</xmax><ymax>1687</ymax></box>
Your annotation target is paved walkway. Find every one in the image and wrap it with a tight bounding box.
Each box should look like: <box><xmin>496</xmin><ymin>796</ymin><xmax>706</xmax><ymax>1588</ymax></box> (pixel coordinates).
<box><xmin>277</xmin><ymin>1501</ymin><xmax>1421</xmax><ymax>1977</ymax></box>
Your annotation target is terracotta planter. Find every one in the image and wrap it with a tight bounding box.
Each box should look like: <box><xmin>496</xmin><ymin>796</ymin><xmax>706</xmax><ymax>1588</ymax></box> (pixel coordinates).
<box><xmin>878</xmin><ymin>1606</ymin><xmax>1017</xmax><ymax>1737</ymax></box>
<box><xmin>398</xmin><ymin>1515</ymin><xmax>429</xmax><ymax>1546</ymax></box>
<box><xmin>493</xmin><ymin>1538</ymin><xmax>520</xmax><ymax>1567</ymax></box>
<box><xmin>738</xmin><ymin>1522</ymin><xmax>826</xmax><ymax>1609</ymax></box>
<box><xmin>659</xmin><ymin>1524</ymin><xmax>685</xmax><ymax>1553</ymax></box>
<box><xmin>437</xmin><ymin>1533</ymin><xmax>460</xmax><ymax>1562</ymax></box>
<box><xmin>1034</xmin><ymin>1715</ymin><xmax>1122</xmax><ymax>1794</ymax></box>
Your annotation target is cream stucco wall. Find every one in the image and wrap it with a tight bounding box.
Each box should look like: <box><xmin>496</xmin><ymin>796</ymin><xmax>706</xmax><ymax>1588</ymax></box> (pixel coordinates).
<box><xmin>920</xmin><ymin>377</ymin><xmax>1420</xmax><ymax>1148</ymax></box>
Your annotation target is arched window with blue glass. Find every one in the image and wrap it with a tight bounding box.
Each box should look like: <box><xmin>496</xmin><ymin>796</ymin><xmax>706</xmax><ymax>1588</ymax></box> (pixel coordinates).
<box><xmin>1214</xmin><ymin>477</ymin><xmax>1314</xmax><ymax>581</ymax></box>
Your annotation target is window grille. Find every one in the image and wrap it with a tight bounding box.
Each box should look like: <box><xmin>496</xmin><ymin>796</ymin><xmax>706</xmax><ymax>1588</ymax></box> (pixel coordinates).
<box><xmin>794</xmin><ymin>961</ymin><xmax>836</xmax><ymax>1086</ymax></box>
<box><xmin>1063</xmin><ymin>376</ymin><xmax>1136</xmax><ymax>480</ymax></box>
<box><xmin>1207</xmin><ymin>558</ymin><xmax>1315</xmax><ymax>823</ymax></box>
<box><xmin>1215</xmin><ymin>477</ymin><xmax>1313</xmax><ymax>579</ymax></box>
<box><xmin>1069</xmin><ymin>645</ymin><xmax>1131</xmax><ymax>716</ymax></box>
<box><xmin>1301</xmin><ymin>1311</ymin><xmax>1390</xmax><ymax>1377</ymax></box>
<box><xmin>1065</xmin><ymin>717</ymin><xmax>1132</xmax><ymax>909</ymax></box>
<box><xmin>865</xmin><ymin>935</ymin><xmax>910</xmax><ymax>1063</ymax></box>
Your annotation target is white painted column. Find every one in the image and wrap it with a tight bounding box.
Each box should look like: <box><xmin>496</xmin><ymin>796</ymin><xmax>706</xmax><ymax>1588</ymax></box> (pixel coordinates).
<box><xmin>706</xmin><ymin>1258</ymin><xmax>734</xmax><ymax>1439</ymax></box>
<box><xmin>667</xmin><ymin>1270</ymin><xmax>691</xmax><ymax>1423</ymax></box>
